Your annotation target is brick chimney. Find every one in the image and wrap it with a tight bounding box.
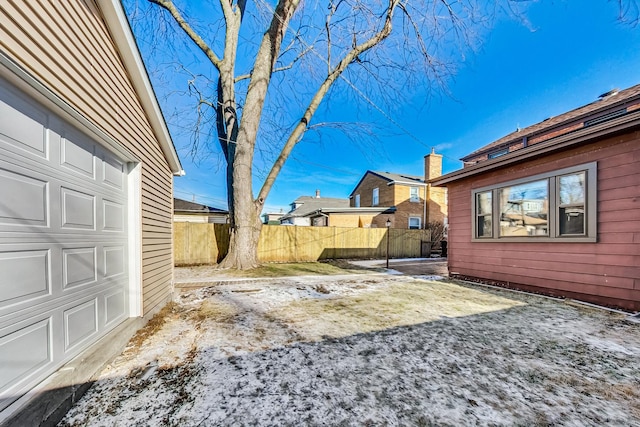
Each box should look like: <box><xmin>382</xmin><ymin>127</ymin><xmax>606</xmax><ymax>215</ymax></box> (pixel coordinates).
<box><xmin>424</xmin><ymin>149</ymin><xmax>447</xmax><ymax>225</ymax></box>
<box><xmin>424</xmin><ymin>148</ymin><xmax>443</xmax><ymax>181</ymax></box>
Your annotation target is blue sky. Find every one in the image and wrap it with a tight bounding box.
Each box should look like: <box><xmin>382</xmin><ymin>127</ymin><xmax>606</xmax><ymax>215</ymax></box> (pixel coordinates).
<box><xmin>128</xmin><ymin>1</ymin><xmax>640</xmax><ymax>214</ymax></box>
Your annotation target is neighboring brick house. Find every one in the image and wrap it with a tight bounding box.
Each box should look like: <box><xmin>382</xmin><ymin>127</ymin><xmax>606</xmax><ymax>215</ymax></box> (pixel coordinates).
<box><xmin>431</xmin><ymin>84</ymin><xmax>640</xmax><ymax>311</ymax></box>
<box><xmin>349</xmin><ymin>151</ymin><xmax>448</xmax><ymax>229</ymax></box>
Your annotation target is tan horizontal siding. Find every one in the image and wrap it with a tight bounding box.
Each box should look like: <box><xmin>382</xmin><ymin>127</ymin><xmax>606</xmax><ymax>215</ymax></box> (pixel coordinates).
<box><xmin>142</xmin><ymin>178</ymin><xmax>174</xmax><ymax>204</ymax></box>
<box><xmin>142</xmin><ymin>213</ymin><xmax>173</xmax><ymax>228</ymax></box>
<box><xmin>447</xmin><ymin>135</ymin><xmax>640</xmax><ymax>311</ymax></box>
<box><xmin>143</xmin><ymin>263</ymin><xmax>173</xmax><ymax>285</ymax></box>
<box><xmin>142</xmin><ymin>201</ymin><xmax>175</xmax><ymax>220</ymax></box>
<box><xmin>0</xmin><ymin>0</ymin><xmax>175</xmax><ymax>315</ymax></box>
<box><xmin>143</xmin><ymin>285</ymin><xmax>172</xmax><ymax>315</ymax></box>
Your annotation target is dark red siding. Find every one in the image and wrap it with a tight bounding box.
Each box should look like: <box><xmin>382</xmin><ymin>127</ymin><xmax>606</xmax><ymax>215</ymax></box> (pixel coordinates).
<box><xmin>447</xmin><ymin>132</ymin><xmax>640</xmax><ymax>311</ymax></box>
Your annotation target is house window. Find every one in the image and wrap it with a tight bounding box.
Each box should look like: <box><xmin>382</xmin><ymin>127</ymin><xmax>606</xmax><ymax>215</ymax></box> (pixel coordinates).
<box><xmin>410</xmin><ymin>187</ymin><xmax>419</xmax><ymax>202</ymax></box>
<box><xmin>475</xmin><ymin>191</ymin><xmax>492</xmax><ymax>238</ymax></box>
<box><xmin>498</xmin><ymin>179</ymin><xmax>548</xmax><ymax>237</ymax></box>
<box><xmin>409</xmin><ymin>217</ymin><xmax>421</xmax><ymax>229</ymax></box>
<box><xmin>488</xmin><ymin>148</ymin><xmax>509</xmax><ymax>159</ymax></box>
<box><xmin>355</xmin><ymin>194</ymin><xmax>360</xmax><ymax>208</ymax></box>
<box><xmin>472</xmin><ymin>162</ymin><xmax>596</xmax><ymax>241</ymax></box>
<box><xmin>558</xmin><ymin>172</ymin><xmax>586</xmax><ymax>235</ymax></box>
<box><xmin>372</xmin><ymin>188</ymin><xmax>379</xmax><ymax>206</ymax></box>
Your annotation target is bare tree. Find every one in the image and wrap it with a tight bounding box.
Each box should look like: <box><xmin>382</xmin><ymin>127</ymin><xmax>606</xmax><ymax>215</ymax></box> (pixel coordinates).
<box><xmin>128</xmin><ymin>0</ymin><xmax>519</xmax><ymax>269</ymax></box>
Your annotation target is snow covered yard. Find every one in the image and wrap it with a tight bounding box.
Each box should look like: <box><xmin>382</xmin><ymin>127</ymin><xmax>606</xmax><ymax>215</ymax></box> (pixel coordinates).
<box><xmin>59</xmin><ymin>275</ymin><xmax>640</xmax><ymax>426</ymax></box>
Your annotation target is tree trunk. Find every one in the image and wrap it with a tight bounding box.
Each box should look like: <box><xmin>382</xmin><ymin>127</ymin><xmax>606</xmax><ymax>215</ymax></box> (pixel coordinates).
<box><xmin>220</xmin><ymin>210</ymin><xmax>262</xmax><ymax>269</ymax></box>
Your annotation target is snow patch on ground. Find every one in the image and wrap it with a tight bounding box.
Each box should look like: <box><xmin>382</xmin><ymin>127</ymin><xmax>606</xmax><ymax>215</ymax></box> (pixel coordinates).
<box><xmin>59</xmin><ymin>275</ymin><xmax>640</xmax><ymax>426</ymax></box>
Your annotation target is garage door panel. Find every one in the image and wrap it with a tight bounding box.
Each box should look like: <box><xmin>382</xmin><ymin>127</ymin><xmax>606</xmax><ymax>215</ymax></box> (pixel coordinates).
<box><xmin>0</xmin><ymin>318</ymin><xmax>51</xmax><ymax>410</ymax></box>
<box><xmin>60</xmin><ymin>135</ymin><xmax>95</xmax><ymax>179</ymax></box>
<box><xmin>60</xmin><ymin>187</ymin><xmax>95</xmax><ymax>231</ymax></box>
<box><xmin>0</xmin><ymin>249</ymin><xmax>50</xmax><ymax>306</ymax></box>
<box><xmin>62</xmin><ymin>247</ymin><xmax>97</xmax><ymax>289</ymax></box>
<box><xmin>0</xmin><ymin>167</ymin><xmax>48</xmax><ymax>227</ymax></box>
<box><xmin>102</xmin><ymin>155</ymin><xmax>124</xmax><ymax>189</ymax></box>
<box><xmin>104</xmin><ymin>245</ymin><xmax>125</xmax><ymax>278</ymax></box>
<box><xmin>0</xmin><ymin>89</ymin><xmax>48</xmax><ymax>159</ymax></box>
<box><xmin>103</xmin><ymin>199</ymin><xmax>125</xmax><ymax>232</ymax></box>
<box><xmin>63</xmin><ymin>299</ymin><xmax>98</xmax><ymax>352</ymax></box>
<box><xmin>105</xmin><ymin>288</ymin><xmax>126</xmax><ymax>327</ymax></box>
<box><xmin>0</xmin><ymin>319</ymin><xmax>51</xmax><ymax>389</ymax></box>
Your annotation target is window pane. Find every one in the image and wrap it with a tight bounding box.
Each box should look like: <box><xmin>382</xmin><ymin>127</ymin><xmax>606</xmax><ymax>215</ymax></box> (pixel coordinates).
<box><xmin>410</xmin><ymin>187</ymin><xmax>419</xmax><ymax>202</ymax></box>
<box><xmin>559</xmin><ymin>206</ymin><xmax>585</xmax><ymax>235</ymax></box>
<box><xmin>559</xmin><ymin>173</ymin><xmax>585</xmax><ymax>205</ymax></box>
<box><xmin>409</xmin><ymin>217</ymin><xmax>420</xmax><ymax>229</ymax></box>
<box><xmin>476</xmin><ymin>192</ymin><xmax>492</xmax><ymax>214</ymax></box>
<box><xmin>477</xmin><ymin>216</ymin><xmax>492</xmax><ymax>237</ymax></box>
<box><xmin>499</xmin><ymin>179</ymin><xmax>548</xmax><ymax>236</ymax></box>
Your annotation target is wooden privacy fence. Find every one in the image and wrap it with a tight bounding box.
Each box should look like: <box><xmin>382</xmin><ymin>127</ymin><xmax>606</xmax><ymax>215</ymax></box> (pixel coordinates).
<box><xmin>174</xmin><ymin>222</ymin><xmax>230</xmax><ymax>265</ymax></box>
<box><xmin>174</xmin><ymin>223</ymin><xmax>431</xmax><ymax>265</ymax></box>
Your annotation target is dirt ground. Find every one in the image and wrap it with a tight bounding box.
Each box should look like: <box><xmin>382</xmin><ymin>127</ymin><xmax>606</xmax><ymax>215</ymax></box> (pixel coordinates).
<box><xmin>59</xmin><ymin>265</ymin><xmax>640</xmax><ymax>426</ymax></box>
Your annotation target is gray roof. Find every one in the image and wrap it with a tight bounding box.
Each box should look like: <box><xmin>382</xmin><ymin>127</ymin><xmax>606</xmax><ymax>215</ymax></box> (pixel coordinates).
<box><xmin>349</xmin><ymin>170</ymin><xmax>425</xmax><ymax>197</ymax></box>
<box><xmin>308</xmin><ymin>206</ymin><xmax>396</xmax><ymax>216</ymax></box>
<box><xmin>174</xmin><ymin>198</ymin><xmax>228</xmax><ymax>214</ymax></box>
<box><xmin>371</xmin><ymin>171</ymin><xmax>425</xmax><ymax>184</ymax></box>
<box><xmin>280</xmin><ymin>196</ymin><xmax>349</xmax><ymax>220</ymax></box>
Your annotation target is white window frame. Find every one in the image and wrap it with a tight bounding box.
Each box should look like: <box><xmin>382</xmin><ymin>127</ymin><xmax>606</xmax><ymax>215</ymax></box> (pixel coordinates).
<box><xmin>354</xmin><ymin>194</ymin><xmax>360</xmax><ymax>207</ymax></box>
<box><xmin>409</xmin><ymin>216</ymin><xmax>421</xmax><ymax>229</ymax></box>
<box><xmin>410</xmin><ymin>186</ymin><xmax>419</xmax><ymax>202</ymax></box>
<box><xmin>471</xmin><ymin>162</ymin><xmax>597</xmax><ymax>242</ymax></box>
<box><xmin>372</xmin><ymin>188</ymin><xmax>379</xmax><ymax>206</ymax></box>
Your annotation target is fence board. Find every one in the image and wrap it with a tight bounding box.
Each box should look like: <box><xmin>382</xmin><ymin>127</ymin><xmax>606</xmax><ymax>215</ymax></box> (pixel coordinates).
<box><xmin>174</xmin><ymin>224</ymin><xmax>431</xmax><ymax>265</ymax></box>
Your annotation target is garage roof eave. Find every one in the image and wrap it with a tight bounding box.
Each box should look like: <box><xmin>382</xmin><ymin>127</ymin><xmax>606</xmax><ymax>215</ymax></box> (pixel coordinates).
<box><xmin>97</xmin><ymin>0</ymin><xmax>183</xmax><ymax>175</ymax></box>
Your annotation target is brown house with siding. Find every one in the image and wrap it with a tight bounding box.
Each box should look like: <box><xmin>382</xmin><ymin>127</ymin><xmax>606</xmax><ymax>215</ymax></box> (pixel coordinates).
<box><xmin>431</xmin><ymin>85</ymin><xmax>640</xmax><ymax>311</ymax></box>
<box><xmin>0</xmin><ymin>0</ymin><xmax>182</xmax><ymax>424</ymax></box>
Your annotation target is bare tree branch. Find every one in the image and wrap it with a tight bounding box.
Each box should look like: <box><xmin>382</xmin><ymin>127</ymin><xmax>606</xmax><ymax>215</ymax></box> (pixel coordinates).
<box><xmin>257</xmin><ymin>0</ymin><xmax>401</xmax><ymax>204</ymax></box>
<box><xmin>149</xmin><ymin>0</ymin><xmax>223</xmax><ymax>69</ymax></box>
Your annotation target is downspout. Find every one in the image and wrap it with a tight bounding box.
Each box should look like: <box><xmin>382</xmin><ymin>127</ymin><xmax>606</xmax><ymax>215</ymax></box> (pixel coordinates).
<box><xmin>425</xmin><ymin>184</ymin><xmax>431</xmax><ymax>229</ymax></box>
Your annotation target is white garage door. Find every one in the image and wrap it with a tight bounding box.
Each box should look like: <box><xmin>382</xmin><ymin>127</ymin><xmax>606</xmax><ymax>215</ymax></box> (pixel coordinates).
<box><xmin>0</xmin><ymin>79</ymin><xmax>130</xmax><ymax>410</ymax></box>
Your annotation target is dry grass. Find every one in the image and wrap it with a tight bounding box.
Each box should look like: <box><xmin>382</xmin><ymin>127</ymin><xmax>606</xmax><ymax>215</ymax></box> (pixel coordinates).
<box><xmin>174</xmin><ymin>260</ymin><xmax>373</xmax><ymax>281</ymax></box>
<box><xmin>264</xmin><ymin>279</ymin><xmax>524</xmax><ymax>341</ymax></box>
<box><xmin>187</xmin><ymin>299</ymin><xmax>240</xmax><ymax>325</ymax></box>
<box><xmin>124</xmin><ymin>302</ymin><xmax>178</xmax><ymax>353</ymax></box>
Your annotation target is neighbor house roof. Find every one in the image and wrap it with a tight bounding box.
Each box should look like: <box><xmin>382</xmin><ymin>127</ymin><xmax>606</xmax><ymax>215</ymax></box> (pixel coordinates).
<box><xmin>432</xmin><ymin>83</ymin><xmax>640</xmax><ymax>186</ymax></box>
<box><xmin>307</xmin><ymin>206</ymin><xmax>396</xmax><ymax>218</ymax></box>
<box><xmin>280</xmin><ymin>196</ymin><xmax>350</xmax><ymax>220</ymax></box>
<box><xmin>349</xmin><ymin>170</ymin><xmax>425</xmax><ymax>197</ymax></box>
<box><xmin>462</xmin><ymin>84</ymin><xmax>640</xmax><ymax>163</ymax></box>
<box><xmin>174</xmin><ymin>198</ymin><xmax>228</xmax><ymax>214</ymax></box>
